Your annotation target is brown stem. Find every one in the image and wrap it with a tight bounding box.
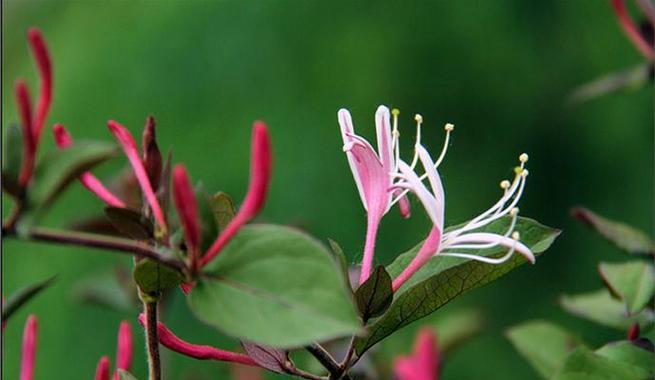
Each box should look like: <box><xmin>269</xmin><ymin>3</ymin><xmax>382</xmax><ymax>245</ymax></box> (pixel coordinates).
<box><xmin>305</xmin><ymin>344</ymin><xmax>352</xmax><ymax>380</ymax></box>
<box><xmin>339</xmin><ymin>336</ymin><xmax>356</xmax><ymax>370</ymax></box>
<box><xmin>144</xmin><ymin>300</ymin><xmax>162</xmax><ymax>380</ymax></box>
<box><xmin>2</xmin><ymin>226</ymin><xmax>185</xmax><ymax>273</ymax></box>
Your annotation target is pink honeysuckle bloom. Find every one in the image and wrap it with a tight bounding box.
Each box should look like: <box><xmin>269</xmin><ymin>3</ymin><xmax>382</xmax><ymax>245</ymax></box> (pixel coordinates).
<box><xmin>94</xmin><ymin>356</ymin><xmax>111</xmax><ymax>380</ymax></box>
<box><xmin>338</xmin><ymin>106</ymin><xmax>397</xmax><ymax>284</ymax></box>
<box><xmin>15</xmin><ymin>27</ymin><xmax>52</xmax><ymax>186</ymax></box>
<box><xmin>394</xmin><ymin>327</ymin><xmax>440</xmax><ymax>380</ymax></box>
<box><xmin>612</xmin><ymin>0</ymin><xmax>655</xmax><ymax>61</ymax></box>
<box><xmin>20</xmin><ymin>315</ymin><xmax>38</xmax><ymax>380</ymax></box>
<box><xmin>199</xmin><ymin>121</ymin><xmax>272</xmax><ymax>269</ymax></box>
<box><xmin>173</xmin><ymin>165</ymin><xmax>202</xmax><ymax>270</ymax></box>
<box><xmin>107</xmin><ymin>120</ymin><xmax>167</xmax><ymax>232</ymax></box>
<box><xmin>113</xmin><ymin>321</ymin><xmax>133</xmax><ymax>380</ymax></box>
<box><xmin>137</xmin><ymin>314</ymin><xmax>258</xmax><ymax>366</ymax></box>
<box><xmin>390</xmin><ymin>117</ymin><xmax>534</xmax><ymax>291</ymax></box>
<box><xmin>52</xmin><ymin>124</ymin><xmax>126</xmax><ymax>208</ymax></box>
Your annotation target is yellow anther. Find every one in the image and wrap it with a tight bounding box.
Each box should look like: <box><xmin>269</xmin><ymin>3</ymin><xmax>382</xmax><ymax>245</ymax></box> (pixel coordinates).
<box><xmin>511</xmin><ymin>231</ymin><xmax>520</xmax><ymax>240</ymax></box>
<box><xmin>414</xmin><ymin>114</ymin><xmax>423</xmax><ymax>124</ymax></box>
<box><xmin>500</xmin><ymin>180</ymin><xmax>511</xmax><ymax>189</ymax></box>
<box><xmin>392</xmin><ymin>108</ymin><xmax>400</xmax><ymax>117</ymax></box>
<box><xmin>444</xmin><ymin>123</ymin><xmax>454</xmax><ymax>132</ymax></box>
<box><xmin>519</xmin><ymin>153</ymin><xmax>529</xmax><ymax>163</ymax></box>
<box><xmin>510</xmin><ymin>207</ymin><xmax>519</xmax><ymax>216</ymax></box>
<box><xmin>514</xmin><ymin>166</ymin><xmax>522</xmax><ymax>175</ymax></box>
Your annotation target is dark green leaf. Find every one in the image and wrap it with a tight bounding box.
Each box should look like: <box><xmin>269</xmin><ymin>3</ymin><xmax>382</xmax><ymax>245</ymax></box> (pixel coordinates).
<box><xmin>553</xmin><ymin>347</ymin><xmax>650</xmax><ymax>380</ymax></box>
<box><xmin>21</xmin><ymin>141</ymin><xmax>116</xmax><ymax>227</ymax></box>
<box><xmin>599</xmin><ymin>261</ymin><xmax>655</xmax><ymax>315</ymax></box>
<box><xmin>104</xmin><ymin>207</ymin><xmax>154</xmax><ymax>240</ymax></box>
<box><xmin>133</xmin><ymin>259</ymin><xmax>184</xmax><ymax>296</ymax></box>
<box><xmin>560</xmin><ymin>289</ymin><xmax>655</xmax><ymax>330</ymax></box>
<box><xmin>3</xmin><ymin>123</ymin><xmax>23</xmax><ymax>180</ymax></box>
<box><xmin>596</xmin><ymin>341</ymin><xmax>654</xmax><ymax>374</ymax></box>
<box><xmin>355</xmin><ymin>217</ymin><xmax>559</xmax><ymax>355</ymax></box>
<box><xmin>188</xmin><ymin>224</ymin><xmax>361</xmax><ymax>347</ymax></box>
<box><xmin>355</xmin><ymin>265</ymin><xmax>393</xmax><ymax>321</ymax></box>
<box><xmin>2</xmin><ymin>276</ymin><xmax>56</xmax><ymax>322</ymax></box>
<box><xmin>572</xmin><ymin>207</ymin><xmax>654</xmax><ymax>255</ymax></box>
<box><xmin>328</xmin><ymin>238</ymin><xmax>351</xmax><ymax>290</ymax></box>
<box><xmin>208</xmin><ymin>191</ymin><xmax>236</xmax><ymax>231</ymax></box>
<box><xmin>506</xmin><ymin>320</ymin><xmax>582</xmax><ymax>379</ymax></box>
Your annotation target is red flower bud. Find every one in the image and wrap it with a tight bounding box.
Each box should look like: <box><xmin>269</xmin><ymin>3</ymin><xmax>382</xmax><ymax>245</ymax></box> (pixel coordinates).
<box><xmin>173</xmin><ymin>165</ymin><xmax>201</xmax><ymax>268</ymax></box>
<box><xmin>114</xmin><ymin>321</ymin><xmax>133</xmax><ymax>380</ymax></box>
<box><xmin>20</xmin><ymin>315</ymin><xmax>38</xmax><ymax>380</ymax></box>
<box><xmin>142</xmin><ymin>115</ymin><xmax>162</xmax><ymax>190</ymax></box>
<box><xmin>94</xmin><ymin>356</ymin><xmax>110</xmax><ymax>380</ymax></box>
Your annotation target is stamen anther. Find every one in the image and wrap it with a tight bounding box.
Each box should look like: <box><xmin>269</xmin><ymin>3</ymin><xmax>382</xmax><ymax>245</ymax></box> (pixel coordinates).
<box><xmin>500</xmin><ymin>180</ymin><xmax>510</xmax><ymax>189</ymax></box>
<box><xmin>444</xmin><ymin>123</ymin><xmax>454</xmax><ymax>132</ymax></box>
<box><xmin>510</xmin><ymin>207</ymin><xmax>519</xmax><ymax>217</ymax></box>
<box><xmin>414</xmin><ymin>114</ymin><xmax>423</xmax><ymax>124</ymax></box>
<box><xmin>519</xmin><ymin>153</ymin><xmax>529</xmax><ymax>163</ymax></box>
<box><xmin>511</xmin><ymin>231</ymin><xmax>520</xmax><ymax>240</ymax></box>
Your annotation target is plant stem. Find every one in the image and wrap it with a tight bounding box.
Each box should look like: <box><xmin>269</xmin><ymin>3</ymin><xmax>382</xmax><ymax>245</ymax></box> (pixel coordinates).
<box><xmin>2</xmin><ymin>226</ymin><xmax>185</xmax><ymax>273</ymax></box>
<box><xmin>305</xmin><ymin>344</ymin><xmax>352</xmax><ymax>380</ymax></box>
<box><xmin>339</xmin><ymin>336</ymin><xmax>357</xmax><ymax>370</ymax></box>
<box><xmin>144</xmin><ymin>300</ymin><xmax>162</xmax><ymax>380</ymax></box>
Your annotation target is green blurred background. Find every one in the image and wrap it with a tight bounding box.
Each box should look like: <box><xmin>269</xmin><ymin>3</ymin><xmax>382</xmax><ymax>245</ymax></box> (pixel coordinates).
<box><xmin>2</xmin><ymin>0</ymin><xmax>652</xmax><ymax>379</ymax></box>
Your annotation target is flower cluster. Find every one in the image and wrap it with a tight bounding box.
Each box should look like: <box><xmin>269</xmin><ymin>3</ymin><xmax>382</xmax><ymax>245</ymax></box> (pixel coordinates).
<box><xmin>338</xmin><ymin>106</ymin><xmax>535</xmax><ymax>290</ymax></box>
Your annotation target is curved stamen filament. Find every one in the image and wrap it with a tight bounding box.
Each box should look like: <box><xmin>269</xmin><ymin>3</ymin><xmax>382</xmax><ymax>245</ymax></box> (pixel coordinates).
<box><xmin>392</xmin><ymin>109</ymin><xmax>401</xmax><ymax>172</ymax></box>
<box><xmin>445</xmin><ymin>208</ymin><xmax>519</xmax><ymax>250</ymax></box>
<box><xmin>409</xmin><ymin>114</ymin><xmax>423</xmax><ymax>170</ymax></box>
<box><xmin>433</xmin><ymin>123</ymin><xmax>454</xmax><ymax>168</ymax></box>
<box><xmin>439</xmin><ymin>231</ymin><xmax>521</xmax><ymax>264</ymax></box>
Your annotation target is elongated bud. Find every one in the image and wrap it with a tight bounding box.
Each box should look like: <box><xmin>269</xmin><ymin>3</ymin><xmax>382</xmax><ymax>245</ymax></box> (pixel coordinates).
<box><xmin>16</xmin><ymin>80</ymin><xmax>35</xmax><ymax>186</ymax></box>
<box><xmin>137</xmin><ymin>314</ymin><xmax>257</xmax><ymax>366</ymax></box>
<box><xmin>94</xmin><ymin>356</ymin><xmax>110</xmax><ymax>380</ymax></box>
<box><xmin>142</xmin><ymin>115</ymin><xmax>162</xmax><ymax>190</ymax></box>
<box><xmin>108</xmin><ymin>120</ymin><xmax>166</xmax><ymax>231</ymax></box>
<box><xmin>173</xmin><ymin>165</ymin><xmax>201</xmax><ymax>267</ymax></box>
<box><xmin>612</xmin><ymin>0</ymin><xmax>655</xmax><ymax>60</ymax></box>
<box><xmin>628</xmin><ymin>323</ymin><xmax>640</xmax><ymax>341</ymax></box>
<box><xmin>27</xmin><ymin>27</ymin><xmax>52</xmax><ymax>144</ymax></box>
<box><xmin>200</xmin><ymin>122</ymin><xmax>272</xmax><ymax>267</ymax></box>
<box><xmin>20</xmin><ymin>315</ymin><xmax>38</xmax><ymax>380</ymax></box>
<box><xmin>114</xmin><ymin>321</ymin><xmax>133</xmax><ymax>379</ymax></box>
<box><xmin>396</xmin><ymin>192</ymin><xmax>411</xmax><ymax>219</ymax></box>
<box><xmin>52</xmin><ymin>124</ymin><xmax>126</xmax><ymax>208</ymax></box>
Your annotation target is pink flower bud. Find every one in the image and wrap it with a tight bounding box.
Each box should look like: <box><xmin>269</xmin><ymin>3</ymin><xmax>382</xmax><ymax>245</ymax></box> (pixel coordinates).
<box><xmin>94</xmin><ymin>356</ymin><xmax>110</xmax><ymax>380</ymax></box>
<box><xmin>137</xmin><ymin>314</ymin><xmax>257</xmax><ymax>366</ymax></box>
<box><xmin>20</xmin><ymin>315</ymin><xmax>38</xmax><ymax>380</ymax></box>
<box><xmin>52</xmin><ymin>124</ymin><xmax>125</xmax><ymax>208</ymax></box>
<box><xmin>173</xmin><ymin>165</ymin><xmax>201</xmax><ymax>268</ymax></box>
<box><xmin>27</xmin><ymin>27</ymin><xmax>52</xmax><ymax>149</ymax></box>
<box><xmin>108</xmin><ymin>120</ymin><xmax>166</xmax><ymax>231</ymax></box>
<box><xmin>200</xmin><ymin>122</ymin><xmax>272</xmax><ymax>268</ymax></box>
<box><xmin>113</xmin><ymin>321</ymin><xmax>133</xmax><ymax>380</ymax></box>
<box><xmin>15</xmin><ymin>80</ymin><xmax>35</xmax><ymax>186</ymax></box>
<box><xmin>394</xmin><ymin>327</ymin><xmax>440</xmax><ymax>380</ymax></box>
<box><xmin>612</xmin><ymin>0</ymin><xmax>655</xmax><ymax>61</ymax></box>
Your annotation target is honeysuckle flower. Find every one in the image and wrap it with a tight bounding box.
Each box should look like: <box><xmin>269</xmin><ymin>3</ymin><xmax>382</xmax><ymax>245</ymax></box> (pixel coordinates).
<box><xmin>173</xmin><ymin>165</ymin><xmax>202</xmax><ymax>270</ymax></box>
<box><xmin>394</xmin><ymin>328</ymin><xmax>440</xmax><ymax>380</ymax></box>
<box><xmin>114</xmin><ymin>321</ymin><xmax>133</xmax><ymax>380</ymax></box>
<box><xmin>95</xmin><ymin>356</ymin><xmax>111</xmax><ymax>380</ymax></box>
<box><xmin>108</xmin><ymin>120</ymin><xmax>167</xmax><ymax>232</ymax></box>
<box><xmin>338</xmin><ymin>106</ymin><xmax>398</xmax><ymax>284</ymax></box>
<box><xmin>52</xmin><ymin>124</ymin><xmax>126</xmax><ymax>208</ymax></box>
<box><xmin>137</xmin><ymin>314</ymin><xmax>257</xmax><ymax>366</ymax></box>
<box><xmin>388</xmin><ymin>115</ymin><xmax>534</xmax><ymax>291</ymax></box>
<box><xmin>612</xmin><ymin>0</ymin><xmax>655</xmax><ymax>61</ymax></box>
<box><xmin>199</xmin><ymin>121</ymin><xmax>272</xmax><ymax>269</ymax></box>
<box><xmin>14</xmin><ymin>28</ymin><xmax>52</xmax><ymax>187</ymax></box>
<box><xmin>20</xmin><ymin>315</ymin><xmax>38</xmax><ymax>380</ymax></box>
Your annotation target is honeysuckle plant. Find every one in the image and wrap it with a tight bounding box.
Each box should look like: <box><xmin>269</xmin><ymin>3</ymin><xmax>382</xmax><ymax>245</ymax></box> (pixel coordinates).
<box><xmin>2</xmin><ymin>27</ymin><xmax>560</xmax><ymax>380</ymax></box>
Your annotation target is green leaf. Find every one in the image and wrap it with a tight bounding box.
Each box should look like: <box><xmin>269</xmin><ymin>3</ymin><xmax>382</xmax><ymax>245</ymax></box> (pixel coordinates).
<box><xmin>3</xmin><ymin>123</ymin><xmax>23</xmax><ymax>178</ymax></box>
<box><xmin>553</xmin><ymin>347</ymin><xmax>651</xmax><ymax>380</ymax></box>
<box><xmin>133</xmin><ymin>259</ymin><xmax>184</xmax><ymax>296</ymax></box>
<box><xmin>355</xmin><ymin>217</ymin><xmax>559</xmax><ymax>355</ymax></box>
<box><xmin>73</xmin><ymin>270</ymin><xmax>136</xmax><ymax>311</ymax></box>
<box><xmin>2</xmin><ymin>276</ymin><xmax>56</xmax><ymax>322</ymax></box>
<box><xmin>22</xmin><ymin>141</ymin><xmax>116</xmax><ymax>225</ymax></box>
<box><xmin>560</xmin><ymin>289</ymin><xmax>655</xmax><ymax>330</ymax></box>
<box><xmin>118</xmin><ymin>370</ymin><xmax>140</xmax><ymax>380</ymax></box>
<box><xmin>595</xmin><ymin>341</ymin><xmax>654</xmax><ymax>374</ymax></box>
<box><xmin>104</xmin><ymin>207</ymin><xmax>154</xmax><ymax>240</ymax></box>
<box><xmin>572</xmin><ymin>207</ymin><xmax>654</xmax><ymax>255</ymax></box>
<box><xmin>506</xmin><ymin>320</ymin><xmax>582</xmax><ymax>379</ymax></box>
<box><xmin>355</xmin><ymin>265</ymin><xmax>393</xmax><ymax>321</ymax></box>
<box><xmin>599</xmin><ymin>261</ymin><xmax>655</xmax><ymax>315</ymax></box>
<box><xmin>208</xmin><ymin>191</ymin><xmax>236</xmax><ymax>231</ymax></box>
<box><xmin>188</xmin><ymin>224</ymin><xmax>361</xmax><ymax>348</ymax></box>
<box><xmin>328</xmin><ymin>238</ymin><xmax>351</xmax><ymax>290</ymax></box>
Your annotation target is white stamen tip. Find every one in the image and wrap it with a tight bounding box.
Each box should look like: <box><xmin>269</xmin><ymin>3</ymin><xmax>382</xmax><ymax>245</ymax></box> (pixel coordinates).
<box><xmin>500</xmin><ymin>180</ymin><xmax>511</xmax><ymax>189</ymax></box>
<box><xmin>511</xmin><ymin>231</ymin><xmax>520</xmax><ymax>240</ymax></box>
<box><xmin>522</xmin><ymin>169</ymin><xmax>529</xmax><ymax>177</ymax></box>
<box><xmin>444</xmin><ymin>123</ymin><xmax>454</xmax><ymax>131</ymax></box>
<box><xmin>414</xmin><ymin>114</ymin><xmax>423</xmax><ymax>124</ymax></box>
<box><xmin>519</xmin><ymin>153</ymin><xmax>529</xmax><ymax>163</ymax></box>
<box><xmin>510</xmin><ymin>207</ymin><xmax>519</xmax><ymax>216</ymax></box>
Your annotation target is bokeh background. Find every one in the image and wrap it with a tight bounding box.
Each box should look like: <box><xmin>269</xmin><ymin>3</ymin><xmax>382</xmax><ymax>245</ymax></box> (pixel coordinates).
<box><xmin>3</xmin><ymin>0</ymin><xmax>653</xmax><ymax>379</ymax></box>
